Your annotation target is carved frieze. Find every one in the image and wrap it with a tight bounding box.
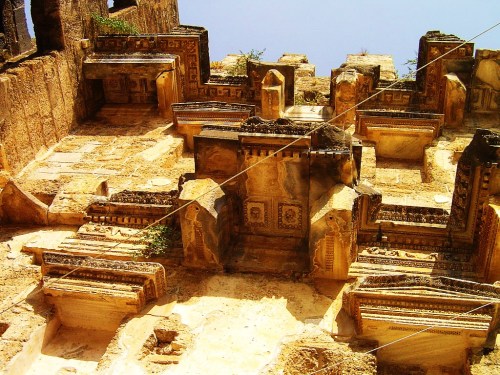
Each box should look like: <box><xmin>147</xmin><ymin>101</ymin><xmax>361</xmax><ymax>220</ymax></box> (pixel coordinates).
<box><xmin>244</xmin><ymin>201</ymin><xmax>268</xmax><ymax>227</ymax></box>
<box><xmin>277</xmin><ymin>203</ymin><xmax>302</xmax><ymax>230</ymax></box>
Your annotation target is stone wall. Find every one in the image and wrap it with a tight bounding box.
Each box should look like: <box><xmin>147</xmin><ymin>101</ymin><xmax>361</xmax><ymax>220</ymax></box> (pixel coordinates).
<box><xmin>0</xmin><ymin>0</ymin><xmax>179</xmax><ymax>174</ymax></box>
<box><xmin>469</xmin><ymin>49</ymin><xmax>500</xmax><ymax>113</ymax></box>
<box><xmin>0</xmin><ymin>0</ymin><xmax>32</xmax><ymax>58</ymax></box>
<box><xmin>109</xmin><ymin>0</ymin><xmax>179</xmax><ymax>35</ymax></box>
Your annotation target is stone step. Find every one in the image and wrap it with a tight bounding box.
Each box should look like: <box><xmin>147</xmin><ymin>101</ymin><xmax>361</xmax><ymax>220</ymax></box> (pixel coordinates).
<box><xmin>56</xmin><ymin>238</ymin><xmax>147</xmax><ymax>261</ymax></box>
<box><xmin>284</xmin><ymin>105</ymin><xmax>334</xmax><ymax>122</ymax></box>
<box><xmin>41</xmin><ymin>251</ymin><xmax>167</xmax><ymax>330</ymax></box>
<box><xmin>86</xmin><ymin>201</ymin><xmax>174</xmax><ymax>228</ymax></box>
<box><xmin>348</xmin><ymin>260</ymin><xmax>478</xmax><ymax>279</ymax></box>
<box><xmin>66</xmin><ymin>235</ymin><xmax>183</xmax><ymax>264</ymax></box>
<box><xmin>96</xmin><ymin>104</ymin><xmax>158</xmax><ymax>120</ymax></box>
<box><xmin>76</xmin><ymin>223</ymin><xmax>144</xmax><ymax>244</ymax></box>
<box><xmin>43</xmin><ymin>276</ymin><xmax>144</xmax><ymax>302</ymax></box>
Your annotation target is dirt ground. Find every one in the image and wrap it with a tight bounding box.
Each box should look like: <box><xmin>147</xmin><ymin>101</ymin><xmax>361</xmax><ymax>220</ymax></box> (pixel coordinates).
<box><xmin>0</xmin><ymin>224</ymin><xmax>354</xmax><ymax>374</ymax></box>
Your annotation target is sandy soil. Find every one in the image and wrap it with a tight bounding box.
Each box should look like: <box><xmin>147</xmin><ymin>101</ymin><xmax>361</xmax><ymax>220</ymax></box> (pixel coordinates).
<box><xmin>0</xmin><ymin>226</ymin><xmax>77</xmax><ymax>367</ymax></box>
<box><xmin>96</xmin><ymin>269</ymin><xmax>353</xmax><ymax>375</ymax></box>
<box><xmin>0</xmin><ymin>225</ymin><xmax>353</xmax><ymax>375</ymax></box>
<box><xmin>26</xmin><ymin>327</ymin><xmax>115</xmax><ymax>375</ymax></box>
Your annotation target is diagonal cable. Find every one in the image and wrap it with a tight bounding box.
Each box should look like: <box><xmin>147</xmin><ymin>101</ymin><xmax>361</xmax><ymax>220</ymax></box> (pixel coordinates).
<box><xmin>1</xmin><ymin>21</ymin><xmax>499</xmax><ymax>317</ymax></box>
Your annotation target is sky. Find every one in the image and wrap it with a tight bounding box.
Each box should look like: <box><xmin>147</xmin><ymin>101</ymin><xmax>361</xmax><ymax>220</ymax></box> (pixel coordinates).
<box><xmin>178</xmin><ymin>0</ymin><xmax>500</xmax><ymax>76</ymax></box>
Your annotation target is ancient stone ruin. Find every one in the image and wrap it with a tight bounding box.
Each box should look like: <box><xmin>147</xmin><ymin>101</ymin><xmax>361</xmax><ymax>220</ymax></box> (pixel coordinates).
<box><xmin>0</xmin><ymin>1</ymin><xmax>499</xmax><ymax>374</ymax></box>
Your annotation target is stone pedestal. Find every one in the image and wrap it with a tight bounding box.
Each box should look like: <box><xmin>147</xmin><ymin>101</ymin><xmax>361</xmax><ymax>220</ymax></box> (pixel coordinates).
<box><xmin>261</xmin><ymin>69</ymin><xmax>285</xmax><ymax>119</ymax></box>
<box><xmin>334</xmin><ymin>70</ymin><xmax>358</xmax><ymax>125</ymax></box>
<box><xmin>444</xmin><ymin>73</ymin><xmax>466</xmax><ymax>127</ymax></box>
<box><xmin>470</xmin><ymin>49</ymin><xmax>500</xmax><ymax>113</ymax></box>
<box><xmin>157</xmin><ymin>69</ymin><xmax>179</xmax><ymax>118</ymax></box>
<box><xmin>178</xmin><ymin>179</ymin><xmax>228</xmax><ymax>270</ymax></box>
<box><xmin>477</xmin><ymin>204</ymin><xmax>500</xmax><ymax>283</ymax></box>
<box><xmin>310</xmin><ymin>184</ymin><xmax>358</xmax><ymax>280</ymax></box>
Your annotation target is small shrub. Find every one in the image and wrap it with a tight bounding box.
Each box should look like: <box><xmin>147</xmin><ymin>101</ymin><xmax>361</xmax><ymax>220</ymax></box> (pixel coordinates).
<box><xmin>228</xmin><ymin>48</ymin><xmax>266</xmax><ymax>76</ymax></box>
<box><xmin>141</xmin><ymin>225</ymin><xmax>180</xmax><ymax>258</ymax></box>
<box><xmin>403</xmin><ymin>52</ymin><xmax>418</xmax><ymax>80</ymax></box>
<box><xmin>210</xmin><ymin>61</ymin><xmax>224</xmax><ymax>70</ymax></box>
<box><xmin>296</xmin><ymin>91</ymin><xmax>326</xmax><ymax>106</ymax></box>
<box><xmin>359</xmin><ymin>48</ymin><xmax>369</xmax><ymax>56</ymax></box>
<box><xmin>91</xmin><ymin>13</ymin><xmax>139</xmax><ymax>35</ymax></box>
<box><xmin>295</xmin><ymin>94</ymin><xmax>306</xmax><ymax>105</ymax></box>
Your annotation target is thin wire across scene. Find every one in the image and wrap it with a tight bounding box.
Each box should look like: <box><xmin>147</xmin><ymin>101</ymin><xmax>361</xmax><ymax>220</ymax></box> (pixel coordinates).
<box><xmin>1</xmin><ymin>20</ymin><xmax>499</xmax><ymax>318</ymax></box>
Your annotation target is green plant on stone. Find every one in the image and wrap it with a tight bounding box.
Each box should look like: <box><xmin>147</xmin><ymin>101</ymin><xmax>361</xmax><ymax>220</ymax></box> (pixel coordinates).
<box><xmin>296</xmin><ymin>91</ymin><xmax>326</xmax><ymax>106</ymax></box>
<box><xmin>403</xmin><ymin>52</ymin><xmax>418</xmax><ymax>80</ymax></box>
<box><xmin>228</xmin><ymin>48</ymin><xmax>266</xmax><ymax>76</ymax></box>
<box><xmin>295</xmin><ymin>94</ymin><xmax>306</xmax><ymax>105</ymax></box>
<box><xmin>91</xmin><ymin>13</ymin><xmax>139</xmax><ymax>35</ymax></box>
<box><xmin>141</xmin><ymin>225</ymin><xmax>180</xmax><ymax>258</ymax></box>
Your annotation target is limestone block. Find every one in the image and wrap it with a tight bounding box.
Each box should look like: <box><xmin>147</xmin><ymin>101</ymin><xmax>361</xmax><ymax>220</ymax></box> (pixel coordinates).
<box><xmin>247</xmin><ymin>60</ymin><xmax>295</xmax><ymax>106</ymax></box>
<box><xmin>47</xmin><ymin>177</ymin><xmax>108</xmax><ymax>225</ymax></box>
<box><xmin>48</xmin><ymin>193</ymin><xmax>96</xmax><ymax>226</ymax></box>
<box><xmin>444</xmin><ymin>73</ymin><xmax>466</xmax><ymax>128</ymax></box>
<box><xmin>41</xmin><ymin>252</ymin><xmax>167</xmax><ymax>330</ymax></box>
<box><xmin>477</xmin><ymin>204</ymin><xmax>500</xmax><ymax>283</ymax></box>
<box><xmin>0</xmin><ymin>143</ymin><xmax>10</xmax><ymax>172</ymax></box>
<box><xmin>334</xmin><ymin>70</ymin><xmax>358</xmax><ymax>125</ymax></box>
<box><xmin>343</xmin><ymin>275</ymin><xmax>500</xmax><ymax>370</ymax></box>
<box><xmin>277</xmin><ymin>53</ymin><xmax>315</xmax><ymax>77</ymax></box>
<box><xmin>474</xmin><ymin>50</ymin><xmax>500</xmax><ymax>91</ymax></box>
<box><xmin>470</xmin><ymin>49</ymin><xmax>500</xmax><ymax>113</ymax></box>
<box><xmin>346</xmin><ymin>54</ymin><xmax>397</xmax><ymax>81</ymax></box>
<box><xmin>0</xmin><ymin>179</ymin><xmax>48</xmax><ymax>225</ymax></box>
<box><xmin>261</xmin><ymin>69</ymin><xmax>285</xmax><ymax>119</ymax></box>
<box><xmin>178</xmin><ymin>179</ymin><xmax>227</xmax><ymax>270</ymax></box>
<box><xmin>157</xmin><ymin>69</ymin><xmax>179</xmax><ymax>119</ymax></box>
<box><xmin>310</xmin><ymin>184</ymin><xmax>358</xmax><ymax>280</ymax></box>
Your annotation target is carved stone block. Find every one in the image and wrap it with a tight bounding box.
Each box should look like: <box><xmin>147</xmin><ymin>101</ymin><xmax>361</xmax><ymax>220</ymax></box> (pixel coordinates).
<box><xmin>278</xmin><ymin>203</ymin><xmax>302</xmax><ymax>230</ymax></box>
<box><xmin>244</xmin><ymin>201</ymin><xmax>268</xmax><ymax>227</ymax></box>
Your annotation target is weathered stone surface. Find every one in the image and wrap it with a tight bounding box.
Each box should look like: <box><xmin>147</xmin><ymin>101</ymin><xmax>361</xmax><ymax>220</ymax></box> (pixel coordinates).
<box><xmin>477</xmin><ymin>203</ymin><xmax>500</xmax><ymax>283</ymax></box>
<box><xmin>173</xmin><ymin>101</ymin><xmax>255</xmax><ymax>151</ymax></box>
<box><xmin>345</xmin><ymin>54</ymin><xmax>397</xmax><ymax>81</ymax></box>
<box><xmin>0</xmin><ymin>0</ymin><xmax>32</xmax><ymax>56</ymax></box>
<box><xmin>334</xmin><ymin>69</ymin><xmax>358</xmax><ymax>125</ymax></box>
<box><xmin>48</xmin><ymin>177</ymin><xmax>108</xmax><ymax>226</ymax></box>
<box><xmin>41</xmin><ymin>251</ymin><xmax>167</xmax><ymax>330</ymax></box>
<box><xmin>247</xmin><ymin>60</ymin><xmax>295</xmax><ymax>106</ymax></box>
<box><xmin>277</xmin><ymin>53</ymin><xmax>315</xmax><ymax>77</ymax></box>
<box><xmin>344</xmin><ymin>275</ymin><xmax>500</xmax><ymax>371</ymax></box>
<box><xmin>355</xmin><ymin>110</ymin><xmax>444</xmax><ymax>161</ymax></box>
<box><xmin>178</xmin><ymin>179</ymin><xmax>227</xmax><ymax>270</ymax></box>
<box><xmin>0</xmin><ymin>179</ymin><xmax>48</xmax><ymax>225</ymax></box>
<box><xmin>443</xmin><ymin>73</ymin><xmax>466</xmax><ymax>127</ymax></box>
<box><xmin>261</xmin><ymin>69</ymin><xmax>285</xmax><ymax>119</ymax></box>
<box><xmin>470</xmin><ymin>49</ymin><xmax>500</xmax><ymax>113</ymax></box>
<box><xmin>416</xmin><ymin>31</ymin><xmax>474</xmax><ymax>112</ymax></box>
<box><xmin>1</xmin><ymin>0</ymin><xmax>180</xmax><ymax>174</ymax></box>
<box><xmin>310</xmin><ymin>184</ymin><xmax>358</xmax><ymax>280</ymax></box>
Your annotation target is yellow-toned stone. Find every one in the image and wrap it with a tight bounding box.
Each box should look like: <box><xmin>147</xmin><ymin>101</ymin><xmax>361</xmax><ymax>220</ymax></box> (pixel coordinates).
<box><xmin>0</xmin><ymin>179</ymin><xmax>48</xmax><ymax>225</ymax></box>
<box><xmin>444</xmin><ymin>73</ymin><xmax>466</xmax><ymax>128</ymax></box>
<box><xmin>261</xmin><ymin>69</ymin><xmax>285</xmax><ymax>119</ymax></box>
<box><xmin>310</xmin><ymin>184</ymin><xmax>358</xmax><ymax>280</ymax></box>
<box><xmin>178</xmin><ymin>179</ymin><xmax>228</xmax><ymax>269</ymax></box>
